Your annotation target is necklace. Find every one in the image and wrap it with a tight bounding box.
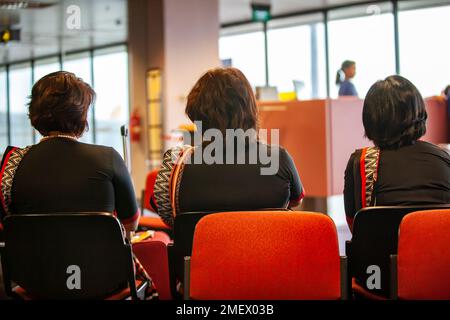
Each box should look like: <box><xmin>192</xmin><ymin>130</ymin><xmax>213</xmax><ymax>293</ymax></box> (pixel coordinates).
<box><xmin>40</xmin><ymin>134</ymin><xmax>78</xmax><ymax>143</ymax></box>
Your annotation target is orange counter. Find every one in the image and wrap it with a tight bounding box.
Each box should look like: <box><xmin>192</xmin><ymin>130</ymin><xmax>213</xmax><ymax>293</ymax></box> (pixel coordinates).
<box><xmin>422</xmin><ymin>96</ymin><xmax>449</xmax><ymax>144</ymax></box>
<box><xmin>258</xmin><ymin>97</ymin><xmax>448</xmax><ymax>198</ymax></box>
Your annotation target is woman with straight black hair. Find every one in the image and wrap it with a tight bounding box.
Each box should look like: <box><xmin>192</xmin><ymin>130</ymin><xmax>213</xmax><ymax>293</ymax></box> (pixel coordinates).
<box><xmin>344</xmin><ymin>75</ymin><xmax>450</xmax><ymax>231</ymax></box>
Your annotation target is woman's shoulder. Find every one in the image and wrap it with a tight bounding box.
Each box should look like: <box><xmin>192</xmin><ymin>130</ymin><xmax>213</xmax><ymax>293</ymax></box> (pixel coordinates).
<box><xmin>347</xmin><ymin>148</ymin><xmax>364</xmax><ymax>162</ymax></box>
<box><xmin>415</xmin><ymin>140</ymin><xmax>450</xmax><ymax>160</ymax></box>
<box><xmin>1</xmin><ymin>145</ymin><xmax>32</xmax><ymax>166</ymax></box>
<box><xmin>75</xmin><ymin>141</ymin><xmax>118</xmax><ymax>156</ymax></box>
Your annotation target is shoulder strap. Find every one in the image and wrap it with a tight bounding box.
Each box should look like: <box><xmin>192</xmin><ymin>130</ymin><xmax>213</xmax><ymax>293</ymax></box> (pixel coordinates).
<box><xmin>153</xmin><ymin>145</ymin><xmax>194</xmax><ymax>227</ymax></box>
<box><xmin>359</xmin><ymin>146</ymin><xmax>381</xmax><ymax>208</ymax></box>
<box><xmin>0</xmin><ymin>146</ymin><xmax>32</xmax><ymax>218</ymax></box>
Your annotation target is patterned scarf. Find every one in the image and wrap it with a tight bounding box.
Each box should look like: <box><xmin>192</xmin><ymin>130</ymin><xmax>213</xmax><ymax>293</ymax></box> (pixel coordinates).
<box><xmin>0</xmin><ymin>146</ymin><xmax>32</xmax><ymax>219</ymax></box>
<box><xmin>359</xmin><ymin>146</ymin><xmax>381</xmax><ymax>208</ymax></box>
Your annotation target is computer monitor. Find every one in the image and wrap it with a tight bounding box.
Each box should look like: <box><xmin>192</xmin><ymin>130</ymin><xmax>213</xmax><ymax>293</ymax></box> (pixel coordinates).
<box><xmin>293</xmin><ymin>80</ymin><xmax>305</xmax><ymax>100</ymax></box>
<box><xmin>255</xmin><ymin>86</ymin><xmax>279</xmax><ymax>101</ymax></box>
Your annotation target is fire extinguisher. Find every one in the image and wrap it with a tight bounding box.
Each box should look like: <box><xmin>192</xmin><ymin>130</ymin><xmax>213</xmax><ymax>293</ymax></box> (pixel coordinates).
<box><xmin>130</xmin><ymin>109</ymin><xmax>141</xmax><ymax>142</ymax></box>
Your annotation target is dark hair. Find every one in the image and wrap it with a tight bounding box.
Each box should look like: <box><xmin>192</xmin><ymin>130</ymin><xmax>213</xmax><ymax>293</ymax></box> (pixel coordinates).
<box><xmin>444</xmin><ymin>85</ymin><xmax>450</xmax><ymax>96</ymax></box>
<box><xmin>28</xmin><ymin>71</ymin><xmax>95</xmax><ymax>137</ymax></box>
<box><xmin>335</xmin><ymin>60</ymin><xmax>355</xmax><ymax>85</ymax></box>
<box><xmin>185</xmin><ymin>67</ymin><xmax>258</xmax><ymax>134</ymax></box>
<box><xmin>363</xmin><ymin>75</ymin><xmax>427</xmax><ymax>150</ymax></box>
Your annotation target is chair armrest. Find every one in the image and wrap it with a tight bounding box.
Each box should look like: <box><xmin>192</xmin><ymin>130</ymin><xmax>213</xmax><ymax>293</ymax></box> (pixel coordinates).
<box><xmin>184</xmin><ymin>256</ymin><xmax>191</xmax><ymax>300</ymax></box>
<box><xmin>345</xmin><ymin>240</ymin><xmax>352</xmax><ymax>257</ymax></box>
<box><xmin>340</xmin><ymin>256</ymin><xmax>349</xmax><ymax>300</ymax></box>
<box><xmin>390</xmin><ymin>254</ymin><xmax>398</xmax><ymax>300</ymax></box>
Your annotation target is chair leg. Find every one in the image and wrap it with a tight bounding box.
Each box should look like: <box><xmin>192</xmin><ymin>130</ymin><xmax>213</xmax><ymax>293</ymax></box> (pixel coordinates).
<box><xmin>0</xmin><ymin>243</ymin><xmax>13</xmax><ymax>298</ymax></box>
<box><xmin>340</xmin><ymin>256</ymin><xmax>349</xmax><ymax>300</ymax></box>
<box><xmin>184</xmin><ymin>256</ymin><xmax>191</xmax><ymax>300</ymax></box>
<box><xmin>390</xmin><ymin>254</ymin><xmax>398</xmax><ymax>300</ymax></box>
<box><xmin>168</xmin><ymin>243</ymin><xmax>180</xmax><ymax>299</ymax></box>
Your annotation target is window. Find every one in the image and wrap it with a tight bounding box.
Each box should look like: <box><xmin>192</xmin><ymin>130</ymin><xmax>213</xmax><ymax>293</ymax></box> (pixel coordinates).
<box><xmin>63</xmin><ymin>53</ymin><xmax>94</xmax><ymax>144</ymax></box>
<box><xmin>9</xmin><ymin>63</ymin><xmax>33</xmax><ymax>147</ymax></box>
<box><xmin>399</xmin><ymin>3</ymin><xmax>450</xmax><ymax>97</ymax></box>
<box><xmin>0</xmin><ymin>68</ymin><xmax>7</xmax><ymax>152</ymax></box>
<box><xmin>0</xmin><ymin>45</ymin><xmax>129</xmax><ymax>152</ymax></box>
<box><xmin>31</xmin><ymin>58</ymin><xmax>62</xmax><ymax>142</ymax></box>
<box><xmin>220</xmin><ymin>30</ymin><xmax>267</xmax><ymax>88</ymax></box>
<box><xmin>93</xmin><ymin>47</ymin><xmax>129</xmax><ymax>156</ymax></box>
<box><xmin>34</xmin><ymin>58</ymin><xmax>61</xmax><ymax>83</ymax></box>
<box><xmin>267</xmin><ymin>16</ymin><xmax>327</xmax><ymax>99</ymax></box>
<box><xmin>328</xmin><ymin>3</ymin><xmax>396</xmax><ymax>98</ymax></box>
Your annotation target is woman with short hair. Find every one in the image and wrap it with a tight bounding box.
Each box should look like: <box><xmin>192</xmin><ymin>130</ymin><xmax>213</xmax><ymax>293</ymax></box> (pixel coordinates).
<box><xmin>344</xmin><ymin>75</ymin><xmax>450</xmax><ymax>231</ymax></box>
<box><xmin>151</xmin><ymin>68</ymin><xmax>304</xmax><ymax>227</ymax></box>
<box><xmin>0</xmin><ymin>71</ymin><xmax>156</xmax><ymax>298</ymax></box>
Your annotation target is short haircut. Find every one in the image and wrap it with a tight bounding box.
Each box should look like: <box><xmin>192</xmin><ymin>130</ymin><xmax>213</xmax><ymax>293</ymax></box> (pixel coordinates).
<box><xmin>29</xmin><ymin>71</ymin><xmax>95</xmax><ymax>137</ymax></box>
<box><xmin>185</xmin><ymin>68</ymin><xmax>258</xmax><ymax>134</ymax></box>
<box><xmin>363</xmin><ymin>75</ymin><xmax>427</xmax><ymax>150</ymax></box>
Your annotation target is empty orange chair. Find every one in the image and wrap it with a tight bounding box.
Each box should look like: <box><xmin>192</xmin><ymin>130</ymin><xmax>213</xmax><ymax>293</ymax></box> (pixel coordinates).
<box><xmin>186</xmin><ymin>211</ymin><xmax>345</xmax><ymax>300</ymax></box>
<box><xmin>142</xmin><ymin>169</ymin><xmax>159</xmax><ymax>212</ymax></box>
<box><xmin>132</xmin><ymin>231</ymin><xmax>172</xmax><ymax>300</ymax></box>
<box><xmin>394</xmin><ymin>210</ymin><xmax>450</xmax><ymax>300</ymax></box>
<box><xmin>139</xmin><ymin>169</ymin><xmax>171</xmax><ymax>233</ymax></box>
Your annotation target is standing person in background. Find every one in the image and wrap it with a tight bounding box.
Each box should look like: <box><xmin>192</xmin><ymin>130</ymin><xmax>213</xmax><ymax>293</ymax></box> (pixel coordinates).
<box><xmin>443</xmin><ymin>85</ymin><xmax>450</xmax><ymax>120</ymax></box>
<box><xmin>336</xmin><ymin>60</ymin><xmax>358</xmax><ymax>97</ymax></box>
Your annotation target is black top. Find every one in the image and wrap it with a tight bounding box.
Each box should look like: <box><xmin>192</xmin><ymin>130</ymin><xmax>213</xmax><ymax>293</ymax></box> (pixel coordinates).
<box><xmin>1</xmin><ymin>138</ymin><xmax>139</xmax><ymax>224</ymax></box>
<box><xmin>177</xmin><ymin>143</ymin><xmax>304</xmax><ymax>213</ymax></box>
<box><xmin>344</xmin><ymin>141</ymin><xmax>450</xmax><ymax>225</ymax></box>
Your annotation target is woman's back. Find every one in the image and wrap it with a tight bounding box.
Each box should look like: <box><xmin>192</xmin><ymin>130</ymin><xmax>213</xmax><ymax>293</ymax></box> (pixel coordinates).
<box><xmin>345</xmin><ymin>141</ymin><xmax>450</xmax><ymax>218</ymax></box>
<box><xmin>375</xmin><ymin>141</ymin><xmax>450</xmax><ymax>205</ymax></box>
<box><xmin>10</xmin><ymin>138</ymin><xmax>137</xmax><ymax>219</ymax></box>
<box><xmin>178</xmin><ymin>143</ymin><xmax>303</xmax><ymax>213</ymax></box>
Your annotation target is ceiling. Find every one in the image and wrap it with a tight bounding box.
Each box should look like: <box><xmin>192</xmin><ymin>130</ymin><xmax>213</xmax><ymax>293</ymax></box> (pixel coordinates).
<box><xmin>0</xmin><ymin>0</ymin><xmax>127</xmax><ymax>64</ymax></box>
<box><xmin>0</xmin><ymin>0</ymin><xmax>393</xmax><ymax>65</ymax></box>
<box><xmin>219</xmin><ymin>0</ymin><xmax>381</xmax><ymax>24</ymax></box>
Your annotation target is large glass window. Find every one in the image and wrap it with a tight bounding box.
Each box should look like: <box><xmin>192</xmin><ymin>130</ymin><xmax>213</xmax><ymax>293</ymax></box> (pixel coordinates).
<box><xmin>399</xmin><ymin>3</ymin><xmax>450</xmax><ymax>97</ymax></box>
<box><xmin>9</xmin><ymin>63</ymin><xmax>33</xmax><ymax>147</ymax></box>
<box><xmin>63</xmin><ymin>52</ymin><xmax>94</xmax><ymax>144</ymax></box>
<box><xmin>93</xmin><ymin>46</ymin><xmax>129</xmax><ymax>156</ymax></box>
<box><xmin>267</xmin><ymin>16</ymin><xmax>327</xmax><ymax>99</ymax></box>
<box><xmin>32</xmin><ymin>58</ymin><xmax>61</xmax><ymax>142</ymax></box>
<box><xmin>219</xmin><ymin>29</ymin><xmax>267</xmax><ymax>88</ymax></box>
<box><xmin>34</xmin><ymin>58</ymin><xmax>61</xmax><ymax>83</ymax></box>
<box><xmin>0</xmin><ymin>68</ymin><xmax>7</xmax><ymax>152</ymax></box>
<box><xmin>0</xmin><ymin>45</ymin><xmax>129</xmax><ymax>152</ymax></box>
<box><xmin>328</xmin><ymin>3</ymin><xmax>396</xmax><ymax>98</ymax></box>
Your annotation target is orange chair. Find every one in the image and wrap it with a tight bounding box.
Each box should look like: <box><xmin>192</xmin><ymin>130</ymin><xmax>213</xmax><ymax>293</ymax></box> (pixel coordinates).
<box><xmin>142</xmin><ymin>169</ymin><xmax>159</xmax><ymax>213</ymax></box>
<box><xmin>391</xmin><ymin>210</ymin><xmax>450</xmax><ymax>300</ymax></box>
<box><xmin>185</xmin><ymin>211</ymin><xmax>347</xmax><ymax>300</ymax></box>
<box><xmin>139</xmin><ymin>169</ymin><xmax>171</xmax><ymax>234</ymax></box>
<box><xmin>132</xmin><ymin>231</ymin><xmax>172</xmax><ymax>300</ymax></box>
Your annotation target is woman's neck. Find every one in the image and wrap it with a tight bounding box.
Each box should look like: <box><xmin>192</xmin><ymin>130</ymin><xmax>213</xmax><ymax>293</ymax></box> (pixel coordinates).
<box><xmin>47</xmin><ymin>131</ymin><xmax>77</xmax><ymax>138</ymax></box>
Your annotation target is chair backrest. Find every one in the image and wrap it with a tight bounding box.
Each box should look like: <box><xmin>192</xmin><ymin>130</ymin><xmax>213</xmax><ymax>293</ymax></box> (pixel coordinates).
<box><xmin>348</xmin><ymin>204</ymin><xmax>450</xmax><ymax>297</ymax></box>
<box><xmin>1</xmin><ymin>213</ymin><xmax>136</xmax><ymax>299</ymax></box>
<box><xmin>143</xmin><ymin>169</ymin><xmax>159</xmax><ymax>211</ymax></box>
<box><xmin>172</xmin><ymin>208</ymin><xmax>290</xmax><ymax>283</ymax></box>
<box><xmin>189</xmin><ymin>211</ymin><xmax>341</xmax><ymax>300</ymax></box>
<box><xmin>397</xmin><ymin>210</ymin><xmax>450</xmax><ymax>300</ymax></box>
<box><xmin>173</xmin><ymin>211</ymin><xmax>214</xmax><ymax>282</ymax></box>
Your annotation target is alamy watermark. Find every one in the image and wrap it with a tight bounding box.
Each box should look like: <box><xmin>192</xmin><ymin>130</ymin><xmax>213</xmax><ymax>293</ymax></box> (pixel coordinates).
<box><xmin>66</xmin><ymin>5</ymin><xmax>81</xmax><ymax>30</ymax></box>
<box><xmin>66</xmin><ymin>264</ymin><xmax>81</xmax><ymax>290</ymax></box>
<box><xmin>175</xmin><ymin>121</ymin><xmax>280</xmax><ymax>176</ymax></box>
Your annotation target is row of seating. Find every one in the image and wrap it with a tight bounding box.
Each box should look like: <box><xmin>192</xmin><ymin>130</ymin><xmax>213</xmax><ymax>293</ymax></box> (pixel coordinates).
<box><xmin>184</xmin><ymin>208</ymin><xmax>450</xmax><ymax>300</ymax></box>
<box><xmin>1</xmin><ymin>205</ymin><xmax>449</xmax><ymax>300</ymax></box>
